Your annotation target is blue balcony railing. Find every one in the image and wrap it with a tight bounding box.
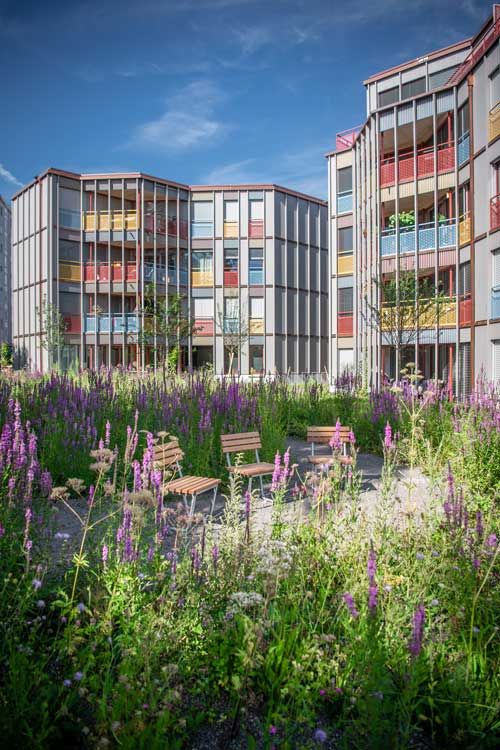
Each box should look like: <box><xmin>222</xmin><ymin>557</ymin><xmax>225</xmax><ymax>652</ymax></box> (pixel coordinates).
<box><xmin>249</xmin><ymin>268</ymin><xmax>264</xmax><ymax>285</ymax></box>
<box><xmin>144</xmin><ymin>264</ymin><xmax>167</xmax><ymax>284</ymax></box>
<box><xmin>337</xmin><ymin>191</ymin><xmax>353</xmax><ymax>214</ymax></box>
<box><xmin>458</xmin><ymin>132</ymin><xmax>470</xmax><ymax>166</ymax></box>
<box><xmin>191</xmin><ymin>221</ymin><xmax>213</xmax><ymax>239</ymax></box>
<box><xmin>59</xmin><ymin>208</ymin><xmax>81</xmax><ymax>230</ymax></box>
<box><xmin>491</xmin><ymin>286</ymin><xmax>500</xmax><ymax>319</ymax></box>
<box><xmin>380</xmin><ymin>220</ymin><xmax>456</xmax><ymax>257</ymax></box>
<box><xmin>84</xmin><ymin>314</ymin><xmax>139</xmax><ymax>334</ymax></box>
<box><xmin>167</xmin><ymin>268</ymin><xmax>189</xmax><ymax>286</ymax></box>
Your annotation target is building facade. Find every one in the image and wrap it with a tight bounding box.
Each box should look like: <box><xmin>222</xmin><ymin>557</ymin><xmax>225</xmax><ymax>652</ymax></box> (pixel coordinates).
<box><xmin>11</xmin><ymin>170</ymin><xmax>328</xmax><ymax>375</ymax></box>
<box><xmin>328</xmin><ymin>4</ymin><xmax>500</xmax><ymax>396</ymax></box>
<box><xmin>0</xmin><ymin>195</ymin><xmax>11</xmax><ymax>346</ymax></box>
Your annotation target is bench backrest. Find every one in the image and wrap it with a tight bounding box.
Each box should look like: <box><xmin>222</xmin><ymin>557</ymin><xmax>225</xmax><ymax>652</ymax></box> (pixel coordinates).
<box><xmin>220</xmin><ymin>431</ymin><xmax>261</xmax><ymax>465</ymax></box>
<box><xmin>307</xmin><ymin>426</ymin><xmax>351</xmax><ymax>445</ymax></box>
<box><xmin>152</xmin><ymin>438</ymin><xmax>184</xmax><ymax>471</ymax></box>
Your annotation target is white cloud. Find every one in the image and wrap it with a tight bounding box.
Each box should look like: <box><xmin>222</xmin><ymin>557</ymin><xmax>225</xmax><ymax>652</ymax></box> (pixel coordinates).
<box><xmin>124</xmin><ymin>80</ymin><xmax>229</xmax><ymax>154</ymax></box>
<box><xmin>202</xmin><ymin>158</ymin><xmax>257</xmax><ymax>183</ymax></box>
<box><xmin>0</xmin><ymin>164</ymin><xmax>22</xmax><ymax>187</ymax></box>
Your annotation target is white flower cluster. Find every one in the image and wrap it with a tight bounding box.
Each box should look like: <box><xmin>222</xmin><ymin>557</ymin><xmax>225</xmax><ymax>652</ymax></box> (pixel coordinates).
<box><xmin>229</xmin><ymin>591</ymin><xmax>264</xmax><ymax>610</ymax></box>
<box><xmin>256</xmin><ymin>539</ymin><xmax>295</xmax><ymax>575</ymax></box>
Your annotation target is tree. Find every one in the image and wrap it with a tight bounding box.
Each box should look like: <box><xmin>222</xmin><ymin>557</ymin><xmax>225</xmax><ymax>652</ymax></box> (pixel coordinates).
<box><xmin>367</xmin><ymin>270</ymin><xmax>448</xmax><ymax>380</ymax></box>
<box><xmin>38</xmin><ymin>297</ymin><xmax>66</xmax><ymax>370</ymax></box>
<box><xmin>0</xmin><ymin>342</ymin><xmax>13</xmax><ymax>369</ymax></box>
<box><xmin>216</xmin><ymin>301</ymin><xmax>250</xmax><ymax>376</ymax></box>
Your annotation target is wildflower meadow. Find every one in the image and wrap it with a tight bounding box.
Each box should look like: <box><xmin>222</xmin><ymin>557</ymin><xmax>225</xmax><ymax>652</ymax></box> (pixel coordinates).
<box><xmin>0</xmin><ymin>368</ymin><xmax>498</xmax><ymax>749</ymax></box>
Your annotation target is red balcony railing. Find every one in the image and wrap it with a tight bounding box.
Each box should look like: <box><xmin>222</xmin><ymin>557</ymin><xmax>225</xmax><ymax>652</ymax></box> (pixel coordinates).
<box><xmin>380</xmin><ymin>142</ymin><xmax>455</xmax><ymax>187</ymax></box>
<box><xmin>459</xmin><ymin>295</ymin><xmax>472</xmax><ymax>326</ymax></box>
<box><xmin>491</xmin><ymin>194</ymin><xmax>500</xmax><ymax>231</ymax></box>
<box><xmin>448</xmin><ymin>13</ymin><xmax>500</xmax><ymax>86</ymax></box>
<box><xmin>84</xmin><ymin>262</ymin><xmax>137</xmax><ymax>282</ymax></box>
<box><xmin>143</xmin><ymin>215</ymin><xmax>188</xmax><ymax>239</ymax></box>
<box><xmin>64</xmin><ymin>315</ymin><xmax>81</xmax><ymax>334</ymax></box>
<box><xmin>338</xmin><ymin>313</ymin><xmax>353</xmax><ymax>337</ymax></box>
<box><xmin>223</xmin><ymin>270</ymin><xmax>238</xmax><ymax>287</ymax></box>
<box><xmin>194</xmin><ymin>319</ymin><xmax>214</xmax><ymax>336</ymax></box>
<box><xmin>248</xmin><ymin>219</ymin><xmax>264</xmax><ymax>238</ymax></box>
<box><xmin>335</xmin><ymin>126</ymin><xmax>361</xmax><ymax>152</ymax></box>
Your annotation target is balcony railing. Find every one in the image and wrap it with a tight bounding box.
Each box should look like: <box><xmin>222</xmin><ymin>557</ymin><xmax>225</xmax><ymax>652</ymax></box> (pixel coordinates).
<box><xmin>59</xmin><ymin>208</ymin><xmax>81</xmax><ymax>230</ymax></box>
<box><xmin>63</xmin><ymin>315</ymin><xmax>81</xmax><ymax>334</ymax></box>
<box><xmin>144</xmin><ymin>264</ymin><xmax>168</xmax><ymax>284</ymax></box>
<box><xmin>249</xmin><ymin>319</ymin><xmax>264</xmax><ymax>335</ymax></box>
<box><xmin>335</xmin><ymin>126</ymin><xmax>361</xmax><ymax>152</ymax></box>
<box><xmin>380</xmin><ymin>219</ymin><xmax>456</xmax><ymax>257</ymax></box>
<box><xmin>223</xmin><ymin>317</ymin><xmax>240</xmax><ymax>334</ymax></box>
<box><xmin>381</xmin><ymin>298</ymin><xmax>457</xmax><ymax>330</ymax></box>
<box><xmin>249</xmin><ymin>268</ymin><xmax>264</xmax><ymax>285</ymax></box>
<box><xmin>457</xmin><ymin>132</ymin><xmax>470</xmax><ymax>166</ymax></box>
<box><xmin>168</xmin><ymin>268</ymin><xmax>188</xmax><ymax>286</ymax></box>
<box><xmin>248</xmin><ymin>219</ymin><xmax>264</xmax><ymax>238</ymax></box>
<box><xmin>489</xmin><ymin>102</ymin><xmax>500</xmax><ymax>142</ymax></box>
<box><xmin>194</xmin><ymin>318</ymin><xmax>214</xmax><ymax>336</ymax></box>
<box><xmin>448</xmin><ymin>15</ymin><xmax>500</xmax><ymax>85</ymax></box>
<box><xmin>142</xmin><ymin>215</ymin><xmax>188</xmax><ymax>239</ymax></box>
<box><xmin>459</xmin><ymin>294</ymin><xmax>472</xmax><ymax>326</ymax></box>
<box><xmin>223</xmin><ymin>221</ymin><xmax>238</xmax><ymax>239</ymax></box>
<box><xmin>223</xmin><ymin>269</ymin><xmax>238</xmax><ymax>287</ymax></box>
<box><xmin>459</xmin><ymin>212</ymin><xmax>471</xmax><ymax>245</ymax></box>
<box><xmin>84</xmin><ymin>314</ymin><xmax>139</xmax><ymax>334</ymax></box>
<box><xmin>191</xmin><ymin>221</ymin><xmax>213</xmax><ymax>239</ymax></box>
<box><xmin>491</xmin><ymin>194</ymin><xmax>500</xmax><ymax>231</ymax></box>
<box><xmin>338</xmin><ymin>254</ymin><xmax>354</xmax><ymax>275</ymax></box>
<box><xmin>83</xmin><ymin>210</ymin><xmax>139</xmax><ymax>232</ymax></box>
<box><xmin>84</xmin><ymin>262</ymin><xmax>137</xmax><ymax>282</ymax></box>
<box><xmin>379</xmin><ymin>142</ymin><xmax>455</xmax><ymax>188</ymax></box>
<box><xmin>191</xmin><ymin>270</ymin><xmax>214</xmax><ymax>287</ymax></box>
<box><xmin>338</xmin><ymin>313</ymin><xmax>353</xmax><ymax>337</ymax></box>
<box><xmin>59</xmin><ymin>261</ymin><xmax>82</xmax><ymax>282</ymax></box>
<box><xmin>337</xmin><ymin>191</ymin><xmax>353</xmax><ymax>213</ymax></box>
<box><xmin>492</xmin><ymin>286</ymin><xmax>500</xmax><ymax>319</ymax></box>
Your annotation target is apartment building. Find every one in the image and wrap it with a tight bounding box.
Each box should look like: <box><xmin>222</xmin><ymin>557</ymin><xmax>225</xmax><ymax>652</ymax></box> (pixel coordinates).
<box><xmin>328</xmin><ymin>4</ymin><xmax>500</xmax><ymax>396</ymax></box>
<box><xmin>11</xmin><ymin>170</ymin><xmax>328</xmax><ymax>375</ymax></box>
<box><xmin>0</xmin><ymin>195</ymin><xmax>11</xmax><ymax>346</ymax></box>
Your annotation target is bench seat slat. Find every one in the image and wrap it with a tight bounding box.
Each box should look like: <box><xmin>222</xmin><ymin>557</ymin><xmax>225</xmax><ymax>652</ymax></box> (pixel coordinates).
<box><xmin>229</xmin><ymin>461</ymin><xmax>275</xmax><ymax>478</ymax></box>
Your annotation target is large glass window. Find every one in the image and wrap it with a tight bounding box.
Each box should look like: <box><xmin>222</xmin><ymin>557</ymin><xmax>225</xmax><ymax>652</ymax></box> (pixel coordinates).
<box><xmin>459</xmin><ymin>261</ymin><xmax>471</xmax><ymax>296</ymax></box>
<box><xmin>338</xmin><ymin>226</ymin><xmax>353</xmax><ymax>255</ymax></box>
<box><xmin>224</xmin><ymin>201</ymin><xmax>238</xmax><ymax>222</ymax></box>
<box><xmin>192</xmin><ymin>202</ymin><xmax>212</xmax><ymax>222</ymax></box>
<box><xmin>192</xmin><ymin>251</ymin><xmax>213</xmax><ymax>272</ymax></box>
<box><xmin>337</xmin><ymin>167</ymin><xmax>353</xmax><ymax>193</ymax></box>
<box><xmin>193</xmin><ymin>297</ymin><xmax>213</xmax><ymax>318</ymax></box>
<box><xmin>224</xmin><ymin>297</ymin><xmax>239</xmax><ymax>320</ymax></box>
<box><xmin>429</xmin><ymin>66</ymin><xmax>458</xmax><ymax>90</ymax></box>
<box><xmin>249</xmin><ymin>247</ymin><xmax>264</xmax><ymax>284</ymax></box>
<box><xmin>491</xmin><ymin>67</ymin><xmax>500</xmax><ymax>108</ymax></box>
<box><xmin>249</xmin><ymin>200</ymin><xmax>263</xmax><ymax>220</ymax></box>
<box><xmin>378</xmin><ymin>86</ymin><xmax>399</xmax><ymax>108</ymax></box>
<box><xmin>338</xmin><ymin>287</ymin><xmax>353</xmax><ymax>313</ymax></box>
<box><xmin>458</xmin><ymin>103</ymin><xmax>470</xmax><ymax>137</ymax></box>
<box><xmin>250</xmin><ymin>296</ymin><xmax>264</xmax><ymax>319</ymax></box>
<box><xmin>249</xmin><ymin>344</ymin><xmax>264</xmax><ymax>374</ymax></box>
<box><xmin>401</xmin><ymin>77</ymin><xmax>426</xmax><ymax>100</ymax></box>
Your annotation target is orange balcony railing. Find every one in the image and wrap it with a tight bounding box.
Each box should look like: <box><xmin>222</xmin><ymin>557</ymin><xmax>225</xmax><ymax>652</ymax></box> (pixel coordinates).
<box><xmin>84</xmin><ymin>262</ymin><xmax>137</xmax><ymax>282</ymax></box>
<box><xmin>223</xmin><ymin>221</ymin><xmax>238</xmax><ymax>239</ymax></box>
<box><xmin>223</xmin><ymin>269</ymin><xmax>238</xmax><ymax>287</ymax></box>
<box><xmin>459</xmin><ymin>295</ymin><xmax>472</xmax><ymax>326</ymax></box>
<box><xmin>249</xmin><ymin>319</ymin><xmax>264</xmax><ymax>335</ymax></box>
<box><xmin>59</xmin><ymin>261</ymin><xmax>81</xmax><ymax>282</ymax></box>
<box><xmin>191</xmin><ymin>271</ymin><xmax>214</xmax><ymax>287</ymax></box>
<box><xmin>337</xmin><ymin>255</ymin><xmax>353</xmax><ymax>275</ymax></box>
<box><xmin>248</xmin><ymin>219</ymin><xmax>264</xmax><ymax>238</ymax></box>
<box><xmin>380</xmin><ymin>141</ymin><xmax>455</xmax><ymax>188</ymax></box>
<box><xmin>338</xmin><ymin>313</ymin><xmax>353</xmax><ymax>337</ymax></box>
<box><xmin>491</xmin><ymin>194</ymin><xmax>500</xmax><ymax>231</ymax></box>
<box><xmin>194</xmin><ymin>319</ymin><xmax>214</xmax><ymax>336</ymax></box>
<box><xmin>459</xmin><ymin>212</ymin><xmax>471</xmax><ymax>245</ymax></box>
<box><xmin>83</xmin><ymin>210</ymin><xmax>139</xmax><ymax>232</ymax></box>
<box><xmin>63</xmin><ymin>315</ymin><xmax>81</xmax><ymax>334</ymax></box>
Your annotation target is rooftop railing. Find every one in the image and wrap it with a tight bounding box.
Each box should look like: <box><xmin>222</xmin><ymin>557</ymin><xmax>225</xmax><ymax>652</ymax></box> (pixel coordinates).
<box><xmin>335</xmin><ymin>126</ymin><xmax>361</xmax><ymax>152</ymax></box>
<box><xmin>491</xmin><ymin>194</ymin><xmax>500</xmax><ymax>231</ymax></box>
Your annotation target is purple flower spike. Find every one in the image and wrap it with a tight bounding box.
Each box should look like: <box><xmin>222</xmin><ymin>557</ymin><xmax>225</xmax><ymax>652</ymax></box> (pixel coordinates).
<box><xmin>409</xmin><ymin>603</ymin><xmax>425</xmax><ymax>657</ymax></box>
<box><xmin>343</xmin><ymin>592</ymin><xmax>359</xmax><ymax>619</ymax></box>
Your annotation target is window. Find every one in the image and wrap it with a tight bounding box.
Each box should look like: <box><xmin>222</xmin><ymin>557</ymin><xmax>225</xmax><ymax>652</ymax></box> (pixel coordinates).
<box><xmin>429</xmin><ymin>66</ymin><xmax>458</xmax><ymax>90</ymax></box>
<box><xmin>493</xmin><ymin>340</ymin><xmax>500</xmax><ymax>383</ymax></box>
<box><xmin>338</xmin><ymin>226</ymin><xmax>353</xmax><ymax>255</ymax></box>
<box><xmin>224</xmin><ymin>201</ymin><xmax>238</xmax><ymax>222</ymax></box>
<box><xmin>493</xmin><ymin>249</ymin><xmax>500</xmax><ymax>288</ymax></box>
<box><xmin>338</xmin><ymin>287</ymin><xmax>353</xmax><ymax>314</ymax></box>
<box><xmin>490</xmin><ymin>67</ymin><xmax>500</xmax><ymax>108</ymax></box>
<box><xmin>378</xmin><ymin>86</ymin><xmax>399</xmax><ymax>108</ymax></box>
<box><xmin>224</xmin><ymin>248</ymin><xmax>238</xmax><ymax>271</ymax></box>
<box><xmin>493</xmin><ymin>161</ymin><xmax>500</xmax><ymax>197</ymax></box>
<box><xmin>224</xmin><ymin>297</ymin><xmax>239</xmax><ymax>320</ymax></box>
<box><xmin>250</xmin><ymin>297</ymin><xmax>264</xmax><ymax>319</ymax></box>
<box><xmin>458</xmin><ymin>261</ymin><xmax>471</xmax><ymax>296</ymax></box>
<box><xmin>401</xmin><ymin>77</ymin><xmax>426</xmax><ymax>100</ymax></box>
<box><xmin>249</xmin><ymin>200</ymin><xmax>263</xmax><ymax>220</ymax></box>
<box><xmin>224</xmin><ymin>346</ymin><xmax>239</xmax><ymax>374</ymax></box>
<box><xmin>337</xmin><ymin>167</ymin><xmax>353</xmax><ymax>193</ymax></box>
<box><xmin>338</xmin><ymin>349</ymin><xmax>354</xmax><ymax>374</ymax></box>
<box><xmin>249</xmin><ymin>345</ymin><xmax>264</xmax><ymax>374</ymax></box>
<box><xmin>193</xmin><ymin>298</ymin><xmax>213</xmax><ymax>318</ymax></box>
<box><xmin>192</xmin><ymin>202</ymin><xmax>212</xmax><ymax>222</ymax></box>
<box><xmin>192</xmin><ymin>251</ymin><xmax>213</xmax><ymax>272</ymax></box>
<box><xmin>458</xmin><ymin>103</ymin><xmax>470</xmax><ymax>137</ymax></box>
<box><xmin>249</xmin><ymin>248</ymin><xmax>264</xmax><ymax>284</ymax></box>
<box><xmin>458</xmin><ymin>183</ymin><xmax>470</xmax><ymax>216</ymax></box>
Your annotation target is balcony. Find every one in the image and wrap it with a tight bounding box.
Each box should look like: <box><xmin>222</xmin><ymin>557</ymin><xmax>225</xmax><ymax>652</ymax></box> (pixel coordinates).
<box><xmin>459</xmin><ymin>212</ymin><xmax>471</xmax><ymax>245</ymax></box>
<box><xmin>492</xmin><ymin>286</ymin><xmax>500</xmax><ymax>319</ymax></box>
<box><xmin>249</xmin><ymin>268</ymin><xmax>264</xmax><ymax>285</ymax></box>
<box><xmin>59</xmin><ymin>261</ymin><xmax>81</xmax><ymax>282</ymax></box>
<box><xmin>380</xmin><ymin>219</ymin><xmax>456</xmax><ymax>257</ymax></box>
<box><xmin>191</xmin><ymin>221</ymin><xmax>213</xmax><ymax>239</ymax></box>
<box><xmin>337</xmin><ymin>191</ymin><xmax>353</xmax><ymax>214</ymax></box>
<box><xmin>335</xmin><ymin>127</ymin><xmax>361</xmax><ymax>152</ymax></box>
<box><xmin>381</xmin><ymin>298</ymin><xmax>456</xmax><ymax>330</ymax></box>
<box><xmin>223</xmin><ymin>269</ymin><xmax>238</xmax><ymax>287</ymax></box>
<box><xmin>457</xmin><ymin>132</ymin><xmax>470</xmax><ymax>166</ymax></box>
<box><xmin>489</xmin><ymin>103</ymin><xmax>500</xmax><ymax>143</ymax></box>
<box><xmin>248</xmin><ymin>219</ymin><xmax>264</xmax><ymax>239</ymax></box>
<box><xmin>168</xmin><ymin>268</ymin><xmax>188</xmax><ymax>286</ymax></box>
<box><xmin>84</xmin><ymin>262</ymin><xmax>137</xmax><ymax>282</ymax></box>
<box><xmin>459</xmin><ymin>295</ymin><xmax>472</xmax><ymax>326</ymax></box>
<box><xmin>83</xmin><ymin>210</ymin><xmax>139</xmax><ymax>232</ymax></box>
<box><xmin>249</xmin><ymin>319</ymin><xmax>264</xmax><ymax>335</ymax></box>
<box><xmin>223</xmin><ymin>318</ymin><xmax>239</xmax><ymax>335</ymax></box>
<box><xmin>59</xmin><ymin>208</ymin><xmax>81</xmax><ymax>230</ymax></box>
<box><xmin>338</xmin><ymin>313</ymin><xmax>353</xmax><ymax>337</ymax></box>
<box><xmin>144</xmin><ymin>264</ymin><xmax>167</xmax><ymax>284</ymax></box>
<box><xmin>63</xmin><ymin>315</ymin><xmax>81</xmax><ymax>334</ymax></box>
<box><xmin>491</xmin><ymin>194</ymin><xmax>500</xmax><ymax>231</ymax></box>
<box><xmin>223</xmin><ymin>221</ymin><xmax>238</xmax><ymax>239</ymax></box>
<box><xmin>194</xmin><ymin>319</ymin><xmax>214</xmax><ymax>336</ymax></box>
<box><xmin>84</xmin><ymin>314</ymin><xmax>139</xmax><ymax>334</ymax></box>
<box><xmin>380</xmin><ymin>142</ymin><xmax>455</xmax><ymax>188</ymax></box>
<box><xmin>191</xmin><ymin>270</ymin><xmax>214</xmax><ymax>287</ymax></box>
<box><xmin>338</xmin><ymin>255</ymin><xmax>354</xmax><ymax>275</ymax></box>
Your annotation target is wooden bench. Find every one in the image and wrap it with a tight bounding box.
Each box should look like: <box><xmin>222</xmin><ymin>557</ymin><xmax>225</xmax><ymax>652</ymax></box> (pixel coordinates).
<box><xmin>306</xmin><ymin>425</ymin><xmax>354</xmax><ymax>467</ymax></box>
<box><xmin>153</xmin><ymin>437</ymin><xmax>219</xmax><ymax>517</ymax></box>
<box><xmin>220</xmin><ymin>431</ymin><xmax>276</xmax><ymax>495</ymax></box>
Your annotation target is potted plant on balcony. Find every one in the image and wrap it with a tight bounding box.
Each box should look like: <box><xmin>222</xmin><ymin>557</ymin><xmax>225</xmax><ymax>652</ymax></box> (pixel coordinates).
<box><xmin>387</xmin><ymin>210</ymin><xmax>415</xmax><ymax>229</ymax></box>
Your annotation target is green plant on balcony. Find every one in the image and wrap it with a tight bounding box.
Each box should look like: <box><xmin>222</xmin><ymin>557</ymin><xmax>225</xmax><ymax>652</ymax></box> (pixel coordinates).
<box><xmin>0</xmin><ymin>342</ymin><xmax>12</xmax><ymax>368</ymax></box>
<box><xmin>387</xmin><ymin>210</ymin><xmax>415</xmax><ymax>229</ymax></box>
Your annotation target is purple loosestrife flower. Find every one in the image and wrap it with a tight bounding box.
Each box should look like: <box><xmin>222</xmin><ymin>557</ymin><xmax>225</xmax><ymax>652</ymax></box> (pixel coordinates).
<box><xmin>384</xmin><ymin>422</ymin><xmax>393</xmax><ymax>450</ymax></box>
<box><xmin>409</xmin><ymin>603</ymin><xmax>425</xmax><ymax>657</ymax></box>
<box><xmin>329</xmin><ymin>419</ymin><xmax>342</xmax><ymax>452</ymax></box>
<box><xmin>475</xmin><ymin>511</ymin><xmax>484</xmax><ymax>543</ymax></box>
<box><xmin>102</xmin><ymin>544</ymin><xmax>108</xmax><ymax>564</ymax></box>
<box><xmin>0</xmin><ymin>523</ymin><xmax>4</xmax><ymax>537</ymax></box>
<box><xmin>343</xmin><ymin>592</ymin><xmax>359</xmax><ymax>619</ymax></box>
<box><xmin>314</xmin><ymin>728</ymin><xmax>327</xmax><ymax>743</ymax></box>
<box><xmin>367</xmin><ymin>549</ymin><xmax>378</xmax><ymax>614</ymax></box>
<box><xmin>212</xmin><ymin>545</ymin><xmax>219</xmax><ymax>572</ymax></box>
<box><xmin>105</xmin><ymin>420</ymin><xmax>111</xmax><ymax>447</ymax></box>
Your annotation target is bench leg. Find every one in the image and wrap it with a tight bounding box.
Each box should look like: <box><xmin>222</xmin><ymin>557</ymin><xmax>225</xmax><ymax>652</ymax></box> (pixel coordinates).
<box><xmin>210</xmin><ymin>486</ymin><xmax>217</xmax><ymax>516</ymax></box>
<box><xmin>259</xmin><ymin>474</ymin><xmax>265</xmax><ymax>498</ymax></box>
<box><xmin>189</xmin><ymin>494</ymin><xmax>197</xmax><ymax>517</ymax></box>
<box><xmin>182</xmin><ymin>493</ymin><xmax>189</xmax><ymax>514</ymax></box>
<box><xmin>248</xmin><ymin>476</ymin><xmax>252</xmax><ymax>496</ymax></box>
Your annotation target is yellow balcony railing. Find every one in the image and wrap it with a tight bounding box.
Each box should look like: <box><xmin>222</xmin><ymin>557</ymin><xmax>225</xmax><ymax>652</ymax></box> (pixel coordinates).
<box><xmin>83</xmin><ymin>212</ymin><xmax>97</xmax><ymax>231</ymax></box>
<box><xmin>223</xmin><ymin>221</ymin><xmax>238</xmax><ymax>239</ymax></box>
<box><xmin>59</xmin><ymin>261</ymin><xmax>82</xmax><ymax>282</ymax></box>
<box><xmin>381</xmin><ymin>298</ymin><xmax>457</xmax><ymax>331</ymax></box>
<box><xmin>191</xmin><ymin>270</ymin><xmax>214</xmax><ymax>287</ymax></box>
<box><xmin>249</xmin><ymin>318</ymin><xmax>264</xmax><ymax>334</ymax></box>
<box><xmin>459</xmin><ymin>212</ymin><xmax>471</xmax><ymax>245</ymax></box>
<box><xmin>83</xmin><ymin>209</ymin><xmax>139</xmax><ymax>232</ymax></box>
<box><xmin>337</xmin><ymin>254</ymin><xmax>353</xmax><ymax>275</ymax></box>
<box><xmin>489</xmin><ymin>103</ymin><xmax>500</xmax><ymax>143</ymax></box>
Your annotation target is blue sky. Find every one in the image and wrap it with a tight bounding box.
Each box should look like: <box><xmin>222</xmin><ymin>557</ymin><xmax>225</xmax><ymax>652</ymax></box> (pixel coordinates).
<box><xmin>0</xmin><ymin>0</ymin><xmax>493</xmax><ymax>200</ymax></box>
